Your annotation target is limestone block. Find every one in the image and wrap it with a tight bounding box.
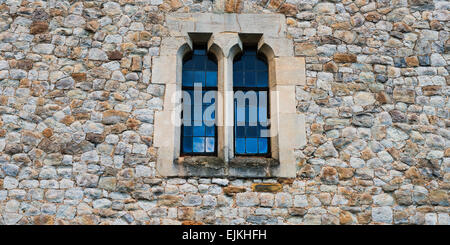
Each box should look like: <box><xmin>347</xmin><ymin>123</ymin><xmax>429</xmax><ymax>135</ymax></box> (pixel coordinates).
<box><xmin>273</xmin><ymin>85</ymin><xmax>296</xmax><ymax>114</ymax></box>
<box><xmin>166</xmin><ymin>13</ymin><xmax>286</xmax><ymax>38</ymax></box>
<box><xmin>277</xmin><ymin>113</ymin><xmax>305</xmax><ymax>150</ymax></box>
<box><xmin>163</xmin><ymin>83</ymin><xmax>181</xmax><ymax>111</ymax></box>
<box><xmin>208</xmin><ymin>32</ymin><xmax>242</xmax><ymax>58</ymax></box>
<box><xmin>160</xmin><ymin>37</ymin><xmax>192</xmax><ymax>56</ymax></box>
<box><xmin>274</xmin><ymin>56</ymin><xmax>306</xmax><ymax>86</ymax></box>
<box><xmin>258</xmin><ymin>37</ymin><xmax>294</xmax><ymax>58</ymax></box>
<box><xmin>151</xmin><ymin>56</ymin><xmax>177</xmax><ymax>84</ymax></box>
<box><xmin>153</xmin><ymin>111</ymin><xmax>175</xmax><ymax>147</ymax></box>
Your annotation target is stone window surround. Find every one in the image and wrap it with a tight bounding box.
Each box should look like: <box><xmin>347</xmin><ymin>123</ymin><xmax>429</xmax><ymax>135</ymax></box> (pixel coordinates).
<box><xmin>153</xmin><ymin>13</ymin><xmax>306</xmax><ymax>178</ymax></box>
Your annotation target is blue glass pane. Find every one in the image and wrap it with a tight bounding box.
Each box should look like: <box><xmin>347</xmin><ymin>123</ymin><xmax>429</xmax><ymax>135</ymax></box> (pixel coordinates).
<box><xmin>243</xmin><ymin>56</ymin><xmax>255</xmax><ymax>70</ymax></box>
<box><xmin>233</xmin><ymin>71</ymin><xmax>244</xmax><ymax>87</ymax></box>
<box><xmin>206</xmin><ymin>59</ymin><xmax>217</xmax><ymax>71</ymax></box>
<box><xmin>246</xmin><ymin>138</ymin><xmax>258</xmax><ymax>154</ymax></box>
<box><xmin>193</xmin><ymin>137</ymin><xmax>205</xmax><ymax>153</ymax></box>
<box><xmin>194</xmin><ymin>71</ymin><xmax>205</xmax><ymax>85</ymax></box>
<box><xmin>183</xmin><ymin>126</ymin><xmax>193</xmax><ymax>136</ymax></box>
<box><xmin>182</xmin><ymin>71</ymin><xmax>194</xmax><ymax>86</ymax></box>
<box><xmin>256</xmin><ymin>58</ymin><xmax>267</xmax><ymax>71</ymax></box>
<box><xmin>234</xmin><ymin>58</ymin><xmax>243</xmax><ymax>71</ymax></box>
<box><xmin>192</xmin><ymin>56</ymin><xmax>205</xmax><ymax>69</ymax></box>
<box><xmin>236</xmin><ymin>106</ymin><xmax>246</xmax><ymax>124</ymax></box>
<box><xmin>205</xmin><ymin>137</ymin><xmax>215</xmax><ymax>153</ymax></box>
<box><xmin>258</xmin><ymin>138</ymin><xmax>268</xmax><ymax>154</ymax></box>
<box><xmin>236</xmin><ymin>126</ymin><xmax>245</xmax><ymax>137</ymax></box>
<box><xmin>193</xmin><ymin>125</ymin><xmax>205</xmax><ymax>136</ymax></box>
<box><xmin>182</xmin><ymin>137</ymin><xmax>192</xmax><ymax>153</ymax></box>
<box><xmin>257</xmin><ymin>71</ymin><xmax>268</xmax><ymax>87</ymax></box>
<box><xmin>245</xmin><ymin>72</ymin><xmax>256</xmax><ymax>86</ymax></box>
<box><xmin>184</xmin><ymin>59</ymin><xmax>195</xmax><ymax>69</ymax></box>
<box><xmin>247</xmin><ymin>126</ymin><xmax>258</xmax><ymax>137</ymax></box>
<box><xmin>193</xmin><ymin>49</ymin><xmax>206</xmax><ymax>55</ymax></box>
<box><xmin>205</xmin><ymin>126</ymin><xmax>215</xmax><ymax>136</ymax></box>
<box><xmin>235</xmin><ymin>138</ymin><xmax>245</xmax><ymax>154</ymax></box>
<box><xmin>206</xmin><ymin>71</ymin><xmax>217</xmax><ymax>87</ymax></box>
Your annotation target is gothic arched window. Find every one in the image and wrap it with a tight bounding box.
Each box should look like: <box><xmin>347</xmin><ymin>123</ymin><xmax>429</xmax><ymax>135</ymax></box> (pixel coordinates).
<box><xmin>181</xmin><ymin>45</ymin><xmax>218</xmax><ymax>155</ymax></box>
<box><xmin>233</xmin><ymin>46</ymin><xmax>270</xmax><ymax>156</ymax></box>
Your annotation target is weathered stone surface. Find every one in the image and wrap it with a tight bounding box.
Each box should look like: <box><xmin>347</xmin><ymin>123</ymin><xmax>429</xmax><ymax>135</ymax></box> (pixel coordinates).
<box><xmin>393</xmin><ymin>87</ymin><xmax>415</xmax><ymax>103</ymax></box>
<box><xmin>0</xmin><ymin>1</ymin><xmax>447</xmax><ymax>226</ymax></box>
<box><xmin>333</xmin><ymin>53</ymin><xmax>357</xmax><ymax>63</ymax></box>
<box><xmin>30</xmin><ymin>21</ymin><xmax>48</xmax><ymax>34</ymax></box>
<box><xmin>252</xmin><ymin>183</ymin><xmax>282</xmax><ymax>193</ymax></box>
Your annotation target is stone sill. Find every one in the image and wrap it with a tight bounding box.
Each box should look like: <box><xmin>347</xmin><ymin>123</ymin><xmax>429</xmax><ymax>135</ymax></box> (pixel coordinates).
<box><xmin>175</xmin><ymin>156</ymin><xmax>280</xmax><ymax>178</ymax></box>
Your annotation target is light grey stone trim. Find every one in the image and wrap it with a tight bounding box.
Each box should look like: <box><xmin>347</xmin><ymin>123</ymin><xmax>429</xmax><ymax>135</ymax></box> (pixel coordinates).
<box><xmin>154</xmin><ymin>13</ymin><xmax>307</xmax><ymax>178</ymax></box>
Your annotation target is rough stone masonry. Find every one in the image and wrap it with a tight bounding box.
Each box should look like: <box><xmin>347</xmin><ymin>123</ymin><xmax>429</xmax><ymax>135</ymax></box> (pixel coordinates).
<box><xmin>0</xmin><ymin>0</ymin><xmax>449</xmax><ymax>225</ymax></box>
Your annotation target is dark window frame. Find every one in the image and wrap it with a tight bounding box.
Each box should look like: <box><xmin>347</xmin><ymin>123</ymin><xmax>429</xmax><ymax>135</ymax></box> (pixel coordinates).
<box><xmin>233</xmin><ymin>47</ymin><xmax>271</xmax><ymax>157</ymax></box>
<box><xmin>180</xmin><ymin>45</ymin><xmax>218</xmax><ymax>156</ymax></box>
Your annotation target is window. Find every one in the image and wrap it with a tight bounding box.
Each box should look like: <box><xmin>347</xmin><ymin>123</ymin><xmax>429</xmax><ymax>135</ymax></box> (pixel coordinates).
<box><xmin>154</xmin><ymin>15</ymin><xmax>306</xmax><ymax>177</ymax></box>
<box><xmin>181</xmin><ymin>45</ymin><xmax>218</xmax><ymax>155</ymax></box>
<box><xmin>233</xmin><ymin>46</ymin><xmax>270</xmax><ymax>156</ymax></box>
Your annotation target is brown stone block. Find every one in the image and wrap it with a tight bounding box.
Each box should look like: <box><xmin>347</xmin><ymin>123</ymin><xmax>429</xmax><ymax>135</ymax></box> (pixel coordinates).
<box><xmin>278</xmin><ymin>3</ymin><xmax>298</xmax><ymax>16</ymax></box>
<box><xmin>223</xmin><ymin>186</ymin><xmax>246</xmax><ymax>195</ymax></box>
<box><xmin>323</xmin><ymin>61</ymin><xmax>338</xmax><ymax>72</ymax></box>
<box><xmin>375</xmin><ymin>91</ymin><xmax>389</xmax><ymax>104</ymax></box>
<box><xmin>33</xmin><ymin>215</ymin><xmax>55</xmax><ymax>225</ymax></box>
<box><xmin>42</xmin><ymin>128</ymin><xmax>53</xmax><ymax>138</ymax></box>
<box><xmin>107</xmin><ymin>50</ymin><xmax>123</xmax><ymax>60</ymax></box>
<box><xmin>182</xmin><ymin>220</ymin><xmax>204</xmax><ymax>225</ymax></box>
<box><xmin>126</xmin><ymin>118</ymin><xmax>141</xmax><ymax>130</ymax></box>
<box><xmin>131</xmin><ymin>56</ymin><xmax>142</xmax><ymax>71</ymax></box>
<box><xmin>333</xmin><ymin>53</ymin><xmax>357</xmax><ymax>63</ymax></box>
<box><xmin>365</xmin><ymin>11</ymin><xmax>381</xmax><ymax>22</ymax></box>
<box><xmin>71</xmin><ymin>72</ymin><xmax>87</xmax><ymax>82</ymax></box>
<box><xmin>422</xmin><ymin>85</ymin><xmax>441</xmax><ymax>96</ymax></box>
<box><xmin>251</xmin><ymin>183</ymin><xmax>282</xmax><ymax>193</ymax></box>
<box><xmin>85</xmin><ymin>20</ymin><xmax>99</xmax><ymax>32</ymax></box>
<box><xmin>295</xmin><ymin>43</ymin><xmax>317</xmax><ymax>56</ymax></box>
<box><xmin>393</xmin><ymin>87</ymin><xmax>415</xmax><ymax>103</ymax></box>
<box><xmin>405</xmin><ymin>56</ymin><xmax>419</xmax><ymax>67</ymax></box>
<box><xmin>337</xmin><ymin>167</ymin><xmax>355</xmax><ymax>180</ymax></box>
<box><xmin>30</xmin><ymin>21</ymin><xmax>49</xmax><ymax>34</ymax></box>
<box><xmin>86</xmin><ymin>133</ymin><xmax>105</xmax><ymax>144</ymax></box>
<box><xmin>102</xmin><ymin>110</ymin><xmax>129</xmax><ymax>125</ymax></box>
<box><xmin>15</xmin><ymin>59</ymin><xmax>33</xmax><ymax>70</ymax></box>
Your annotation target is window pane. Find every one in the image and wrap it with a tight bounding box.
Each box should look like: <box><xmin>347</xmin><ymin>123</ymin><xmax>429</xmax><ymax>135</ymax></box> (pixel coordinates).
<box><xmin>236</xmin><ymin>126</ymin><xmax>245</xmax><ymax>137</ymax></box>
<box><xmin>205</xmin><ymin>126</ymin><xmax>215</xmax><ymax>137</ymax></box>
<box><xmin>206</xmin><ymin>59</ymin><xmax>217</xmax><ymax>71</ymax></box>
<box><xmin>183</xmin><ymin>126</ymin><xmax>192</xmax><ymax>136</ymax></box>
<box><xmin>258</xmin><ymin>138</ymin><xmax>268</xmax><ymax>154</ymax></box>
<box><xmin>256</xmin><ymin>58</ymin><xmax>267</xmax><ymax>71</ymax></box>
<box><xmin>234</xmin><ymin>58</ymin><xmax>243</xmax><ymax>71</ymax></box>
<box><xmin>246</xmin><ymin>126</ymin><xmax>258</xmax><ymax>137</ymax></box>
<box><xmin>205</xmin><ymin>137</ymin><xmax>215</xmax><ymax>153</ymax></box>
<box><xmin>235</xmin><ymin>138</ymin><xmax>245</xmax><ymax>154</ymax></box>
<box><xmin>194</xmin><ymin>71</ymin><xmax>205</xmax><ymax>85</ymax></box>
<box><xmin>233</xmin><ymin>46</ymin><xmax>269</xmax><ymax>156</ymax></box>
<box><xmin>245</xmin><ymin>72</ymin><xmax>256</xmax><ymax>86</ymax></box>
<box><xmin>206</xmin><ymin>71</ymin><xmax>217</xmax><ymax>87</ymax></box>
<box><xmin>182</xmin><ymin>137</ymin><xmax>192</xmax><ymax>153</ymax></box>
<box><xmin>257</xmin><ymin>71</ymin><xmax>268</xmax><ymax>87</ymax></box>
<box><xmin>246</xmin><ymin>138</ymin><xmax>258</xmax><ymax>154</ymax></box>
<box><xmin>193</xmin><ymin>125</ymin><xmax>205</xmax><ymax>136</ymax></box>
<box><xmin>182</xmin><ymin>71</ymin><xmax>194</xmax><ymax>87</ymax></box>
<box><xmin>182</xmin><ymin>47</ymin><xmax>217</xmax><ymax>155</ymax></box>
<box><xmin>193</xmin><ymin>137</ymin><xmax>205</xmax><ymax>153</ymax></box>
<box><xmin>233</xmin><ymin>71</ymin><xmax>243</xmax><ymax>87</ymax></box>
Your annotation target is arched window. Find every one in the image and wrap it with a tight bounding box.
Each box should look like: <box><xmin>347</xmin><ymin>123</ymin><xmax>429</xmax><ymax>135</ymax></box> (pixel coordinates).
<box><xmin>233</xmin><ymin>46</ymin><xmax>270</xmax><ymax>156</ymax></box>
<box><xmin>181</xmin><ymin>45</ymin><xmax>217</xmax><ymax>155</ymax></box>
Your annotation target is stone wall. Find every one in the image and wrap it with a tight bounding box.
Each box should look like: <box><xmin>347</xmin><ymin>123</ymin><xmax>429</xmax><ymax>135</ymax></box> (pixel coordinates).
<box><xmin>0</xmin><ymin>0</ymin><xmax>448</xmax><ymax>225</ymax></box>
